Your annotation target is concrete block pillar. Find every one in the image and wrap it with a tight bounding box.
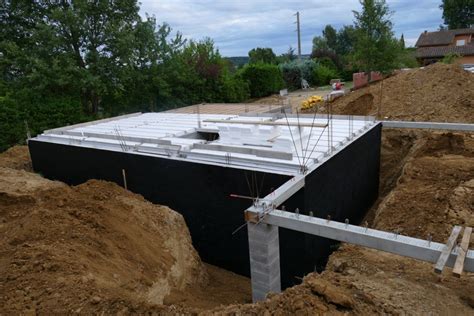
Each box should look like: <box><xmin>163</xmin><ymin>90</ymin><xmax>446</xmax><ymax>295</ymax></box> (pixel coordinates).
<box><xmin>247</xmin><ymin>222</ymin><xmax>281</xmax><ymax>302</ymax></box>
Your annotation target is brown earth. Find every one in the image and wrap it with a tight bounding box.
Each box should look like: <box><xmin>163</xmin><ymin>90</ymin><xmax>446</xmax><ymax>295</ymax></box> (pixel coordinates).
<box><xmin>0</xmin><ymin>145</ymin><xmax>32</xmax><ymax>171</ymax></box>
<box><xmin>0</xmin><ymin>149</ymin><xmax>251</xmax><ymax>314</ymax></box>
<box><xmin>1</xmin><ymin>126</ymin><xmax>473</xmax><ymax>315</ymax></box>
<box><xmin>323</xmin><ymin>63</ymin><xmax>474</xmax><ymax>123</ymax></box>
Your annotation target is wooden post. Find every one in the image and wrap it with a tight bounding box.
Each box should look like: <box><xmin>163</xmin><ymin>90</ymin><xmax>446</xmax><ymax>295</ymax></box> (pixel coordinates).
<box><xmin>434</xmin><ymin>226</ymin><xmax>461</xmax><ymax>274</ymax></box>
<box><xmin>453</xmin><ymin>227</ymin><xmax>472</xmax><ymax>277</ymax></box>
<box><xmin>122</xmin><ymin>169</ymin><xmax>128</xmax><ymax>190</ymax></box>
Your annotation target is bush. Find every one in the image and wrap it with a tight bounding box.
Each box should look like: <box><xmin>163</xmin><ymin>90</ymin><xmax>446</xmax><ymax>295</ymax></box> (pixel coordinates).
<box><xmin>239</xmin><ymin>63</ymin><xmax>284</xmax><ymax>98</ymax></box>
<box><xmin>442</xmin><ymin>52</ymin><xmax>461</xmax><ymax>64</ymax></box>
<box><xmin>0</xmin><ymin>96</ymin><xmax>25</xmax><ymax>152</ymax></box>
<box><xmin>0</xmin><ymin>95</ymin><xmax>91</xmax><ymax>152</ymax></box>
<box><xmin>279</xmin><ymin>60</ymin><xmax>318</xmax><ymax>90</ymax></box>
<box><xmin>220</xmin><ymin>74</ymin><xmax>250</xmax><ymax>102</ymax></box>
<box><xmin>313</xmin><ymin>65</ymin><xmax>339</xmax><ymax>86</ymax></box>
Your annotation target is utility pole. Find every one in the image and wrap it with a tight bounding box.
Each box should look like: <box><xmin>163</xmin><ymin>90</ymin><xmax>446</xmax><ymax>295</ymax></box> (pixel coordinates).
<box><xmin>295</xmin><ymin>11</ymin><xmax>301</xmax><ymax>59</ymax></box>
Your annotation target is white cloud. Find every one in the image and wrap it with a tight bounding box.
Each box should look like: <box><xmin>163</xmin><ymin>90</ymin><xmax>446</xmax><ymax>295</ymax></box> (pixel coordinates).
<box><xmin>139</xmin><ymin>0</ymin><xmax>443</xmax><ymax>56</ymax></box>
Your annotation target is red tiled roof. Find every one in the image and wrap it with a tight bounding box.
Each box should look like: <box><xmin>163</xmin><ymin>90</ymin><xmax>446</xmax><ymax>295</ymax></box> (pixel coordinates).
<box><xmin>416</xmin><ymin>28</ymin><xmax>474</xmax><ymax>47</ymax></box>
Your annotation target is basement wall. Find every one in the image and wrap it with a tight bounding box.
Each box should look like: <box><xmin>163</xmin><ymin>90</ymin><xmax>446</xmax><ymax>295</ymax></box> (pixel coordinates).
<box><xmin>28</xmin><ymin>123</ymin><xmax>381</xmax><ymax>289</ymax></box>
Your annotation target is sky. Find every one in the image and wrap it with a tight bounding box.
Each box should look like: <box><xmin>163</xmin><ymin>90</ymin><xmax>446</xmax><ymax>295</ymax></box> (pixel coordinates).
<box><xmin>138</xmin><ymin>0</ymin><xmax>444</xmax><ymax>56</ymax></box>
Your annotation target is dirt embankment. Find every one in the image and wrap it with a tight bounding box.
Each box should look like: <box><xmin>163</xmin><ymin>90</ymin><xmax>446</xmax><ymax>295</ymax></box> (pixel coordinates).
<box><xmin>330</xmin><ymin>63</ymin><xmax>474</xmax><ymax>123</ymax></box>
<box><xmin>0</xmin><ymin>147</ymin><xmax>250</xmax><ymax>314</ymax></box>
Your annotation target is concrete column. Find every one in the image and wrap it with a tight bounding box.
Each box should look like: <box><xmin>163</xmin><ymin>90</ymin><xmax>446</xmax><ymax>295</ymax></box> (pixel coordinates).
<box><xmin>247</xmin><ymin>222</ymin><xmax>281</xmax><ymax>302</ymax></box>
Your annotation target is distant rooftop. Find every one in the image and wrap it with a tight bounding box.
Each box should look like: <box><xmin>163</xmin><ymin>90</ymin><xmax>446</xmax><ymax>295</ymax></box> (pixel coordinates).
<box><xmin>416</xmin><ymin>28</ymin><xmax>474</xmax><ymax>47</ymax></box>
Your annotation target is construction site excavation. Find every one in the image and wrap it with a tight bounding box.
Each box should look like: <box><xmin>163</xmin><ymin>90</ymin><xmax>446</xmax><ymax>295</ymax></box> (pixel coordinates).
<box><xmin>1</xmin><ymin>64</ymin><xmax>474</xmax><ymax>314</ymax></box>
<box><xmin>28</xmin><ymin>111</ymin><xmax>382</xmax><ymax>295</ymax></box>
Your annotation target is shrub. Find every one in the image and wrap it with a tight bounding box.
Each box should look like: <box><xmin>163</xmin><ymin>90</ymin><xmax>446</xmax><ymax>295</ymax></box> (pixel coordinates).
<box><xmin>313</xmin><ymin>65</ymin><xmax>339</xmax><ymax>86</ymax></box>
<box><xmin>442</xmin><ymin>52</ymin><xmax>461</xmax><ymax>64</ymax></box>
<box><xmin>239</xmin><ymin>63</ymin><xmax>284</xmax><ymax>98</ymax></box>
<box><xmin>0</xmin><ymin>96</ymin><xmax>25</xmax><ymax>152</ymax></box>
<box><xmin>279</xmin><ymin>60</ymin><xmax>318</xmax><ymax>90</ymax></box>
<box><xmin>220</xmin><ymin>74</ymin><xmax>250</xmax><ymax>102</ymax></box>
<box><xmin>0</xmin><ymin>95</ymin><xmax>91</xmax><ymax>152</ymax></box>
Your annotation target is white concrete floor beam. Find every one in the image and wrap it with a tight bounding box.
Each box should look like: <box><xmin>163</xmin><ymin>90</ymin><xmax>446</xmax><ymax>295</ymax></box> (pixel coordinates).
<box><xmin>260</xmin><ymin>209</ymin><xmax>474</xmax><ymax>272</ymax></box>
<box><xmin>382</xmin><ymin>121</ymin><xmax>474</xmax><ymax>132</ymax></box>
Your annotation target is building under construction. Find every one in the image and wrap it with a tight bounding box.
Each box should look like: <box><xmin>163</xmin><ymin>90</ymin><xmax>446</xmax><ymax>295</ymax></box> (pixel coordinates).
<box><xmin>28</xmin><ymin>111</ymin><xmax>381</xmax><ymax>292</ymax></box>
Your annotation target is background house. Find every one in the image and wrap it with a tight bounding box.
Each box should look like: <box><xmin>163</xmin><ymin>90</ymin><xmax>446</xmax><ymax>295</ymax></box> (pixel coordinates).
<box><xmin>415</xmin><ymin>28</ymin><xmax>474</xmax><ymax>65</ymax></box>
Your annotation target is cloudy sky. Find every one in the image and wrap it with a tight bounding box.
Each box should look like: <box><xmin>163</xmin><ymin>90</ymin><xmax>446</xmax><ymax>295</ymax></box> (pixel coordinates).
<box><xmin>138</xmin><ymin>0</ymin><xmax>443</xmax><ymax>56</ymax></box>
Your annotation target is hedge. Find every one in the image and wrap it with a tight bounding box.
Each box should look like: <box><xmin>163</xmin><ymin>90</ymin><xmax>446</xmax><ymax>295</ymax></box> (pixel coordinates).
<box><xmin>239</xmin><ymin>63</ymin><xmax>284</xmax><ymax>98</ymax></box>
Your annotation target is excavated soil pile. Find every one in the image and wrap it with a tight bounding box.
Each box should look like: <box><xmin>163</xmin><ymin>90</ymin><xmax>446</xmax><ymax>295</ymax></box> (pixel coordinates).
<box><xmin>0</xmin><ymin>147</ymin><xmax>251</xmax><ymax>314</ymax></box>
<box><xmin>330</xmin><ymin>63</ymin><xmax>474</xmax><ymax>122</ymax></box>
<box><xmin>374</xmin><ymin>131</ymin><xmax>474</xmax><ymax>241</ymax></box>
<box><xmin>0</xmin><ymin>145</ymin><xmax>32</xmax><ymax>171</ymax></box>
<box><xmin>0</xmin><ymin>155</ymin><xmax>210</xmax><ymax>314</ymax></box>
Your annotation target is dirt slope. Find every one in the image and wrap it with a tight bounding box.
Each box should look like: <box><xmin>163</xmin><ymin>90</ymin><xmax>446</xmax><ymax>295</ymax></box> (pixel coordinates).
<box><xmin>0</xmin><ymin>168</ymin><xmax>207</xmax><ymax>314</ymax></box>
<box><xmin>0</xmin><ymin>145</ymin><xmax>32</xmax><ymax>171</ymax></box>
<box><xmin>329</xmin><ymin>63</ymin><xmax>474</xmax><ymax>123</ymax></box>
<box><xmin>0</xmin><ymin>148</ymin><xmax>251</xmax><ymax>314</ymax></box>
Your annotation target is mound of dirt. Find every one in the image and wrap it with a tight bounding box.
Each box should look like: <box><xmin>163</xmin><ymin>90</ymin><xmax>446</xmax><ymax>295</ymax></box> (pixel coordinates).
<box><xmin>373</xmin><ymin>131</ymin><xmax>474</xmax><ymax>242</ymax></box>
<box><xmin>0</xmin><ymin>146</ymin><xmax>32</xmax><ymax>171</ymax></box>
<box><xmin>331</xmin><ymin>63</ymin><xmax>474</xmax><ymax>122</ymax></box>
<box><xmin>0</xmin><ymin>167</ymin><xmax>209</xmax><ymax>314</ymax></box>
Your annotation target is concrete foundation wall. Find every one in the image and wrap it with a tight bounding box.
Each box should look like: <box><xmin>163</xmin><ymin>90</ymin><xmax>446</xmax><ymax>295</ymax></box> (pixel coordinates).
<box><xmin>28</xmin><ymin>123</ymin><xmax>381</xmax><ymax>289</ymax></box>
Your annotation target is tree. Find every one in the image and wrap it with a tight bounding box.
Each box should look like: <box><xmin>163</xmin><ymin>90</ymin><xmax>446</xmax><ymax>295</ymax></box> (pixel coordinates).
<box><xmin>312</xmin><ymin>36</ymin><xmax>328</xmax><ymax>51</ymax></box>
<box><xmin>279</xmin><ymin>46</ymin><xmax>297</xmax><ymax>63</ymax></box>
<box><xmin>1</xmin><ymin>0</ymin><xmax>144</xmax><ymax>114</ymax></box>
<box><xmin>400</xmin><ymin>33</ymin><xmax>405</xmax><ymax>49</ymax></box>
<box><xmin>352</xmin><ymin>0</ymin><xmax>399</xmax><ymax>76</ymax></box>
<box><xmin>323</xmin><ymin>25</ymin><xmax>338</xmax><ymax>51</ymax></box>
<box><xmin>440</xmin><ymin>0</ymin><xmax>474</xmax><ymax>29</ymax></box>
<box><xmin>335</xmin><ymin>25</ymin><xmax>357</xmax><ymax>56</ymax></box>
<box><xmin>248</xmin><ymin>47</ymin><xmax>277</xmax><ymax>64</ymax></box>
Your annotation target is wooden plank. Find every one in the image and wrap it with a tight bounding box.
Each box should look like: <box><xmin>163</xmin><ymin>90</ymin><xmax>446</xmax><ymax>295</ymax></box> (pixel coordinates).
<box><xmin>453</xmin><ymin>227</ymin><xmax>472</xmax><ymax>277</ymax></box>
<box><xmin>434</xmin><ymin>225</ymin><xmax>462</xmax><ymax>274</ymax></box>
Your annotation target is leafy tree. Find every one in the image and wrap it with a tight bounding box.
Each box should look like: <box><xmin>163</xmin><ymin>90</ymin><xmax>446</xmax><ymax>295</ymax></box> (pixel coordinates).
<box><xmin>352</xmin><ymin>0</ymin><xmax>399</xmax><ymax>76</ymax></box>
<box><xmin>323</xmin><ymin>25</ymin><xmax>338</xmax><ymax>51</ymax></box>
<box><xmin>279</xmin><ymin>46</ymin><xmax>297</xmax><ymax>63</ymax></box>
<box><xmin>335</xmin><ymin>25</ymin><xmax>357</xmax><ymax>56</ymax></box>
<box><xmin>279</xmin><ymin>60</ymin><xmax>318</xmax><ymax>90</ymax></box>
<box><xmin>248</xmin><ymin>47</ymin><xmax>277</xmax><ymax>64</ymax></box>
<box><xmin>0</xmin><ymin>0</ymin><xmax>251</xmax><ymax>151</ymax></box>
<box><xmin>312</xmin><ymin>36</ymin><xmax>329</xmax><ymax>51</ymax></box>
<box><xmin>310</xmin><ymin>49</ymin><xmax>342</xmax><ymax>70</ymax></box>
<box><xmin>440</xmin><ymin>0</ymin><xmax>474</xmax><ymax>29</ymax></box>
<box><xmin>1</xmin><ymin>0</ymin><xmax>144</xmax><ymax>114</ymax></box>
